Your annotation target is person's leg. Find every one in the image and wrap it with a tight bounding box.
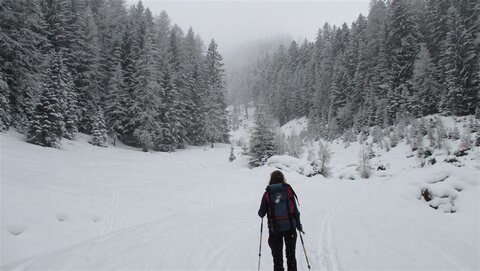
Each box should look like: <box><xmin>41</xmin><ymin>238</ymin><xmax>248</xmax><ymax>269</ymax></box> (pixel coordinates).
<box><xmin>284</xmin><ymin>230</ymin><xmax>298</xmax><ymax>271</ymax></box>
<box><xmin>268</xmin><ymin>233</ymin><xmax>284</xmax><ymax>271</ymax></box>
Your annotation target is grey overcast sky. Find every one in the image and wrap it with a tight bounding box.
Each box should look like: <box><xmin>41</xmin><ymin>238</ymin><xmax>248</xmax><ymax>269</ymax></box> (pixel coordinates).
<box><xmin>125</xmin><ymin>0</ymin><xmax>370</xmax><ymax>55</ymax></box>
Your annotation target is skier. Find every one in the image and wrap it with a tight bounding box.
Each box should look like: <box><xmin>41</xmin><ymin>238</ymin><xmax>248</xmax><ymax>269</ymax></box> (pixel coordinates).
<box><xmin>258</xmin><ymin>170</ymin><xmax>303</xmax><ymax>271</ymax></box>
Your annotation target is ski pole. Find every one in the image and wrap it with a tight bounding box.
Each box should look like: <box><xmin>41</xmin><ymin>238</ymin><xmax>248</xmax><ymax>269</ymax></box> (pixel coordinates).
<box><xmin>299</xmin><ymin>230</ymin><xmax>311</xmax><ymax>270</ymax></box>
<box><xmin>258</xmin><ymin>217</ymin><xmax>263</xmax><ymax>271</ymax></box>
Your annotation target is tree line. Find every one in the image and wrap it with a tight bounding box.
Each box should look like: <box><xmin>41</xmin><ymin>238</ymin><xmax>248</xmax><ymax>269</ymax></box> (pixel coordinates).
<box><xmin>238</xmin><ymin>0</ymin><xmax>479</xmax><ymax>140</ymax></box>
<box><xmin>0</xmin><ymin>0</ymin><xmax>229</xmax><ymax>150</ymax></box>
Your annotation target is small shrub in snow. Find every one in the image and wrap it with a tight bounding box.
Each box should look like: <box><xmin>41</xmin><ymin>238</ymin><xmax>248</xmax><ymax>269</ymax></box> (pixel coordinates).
<box><xmin>417</xmin><ymin>147</ymin><xmax>425</xmax><ymax>159</ymax></box>
<box><xmin>316</xmin><ymin>141</ymin><xmax>332</xmax><ymax>177</ymax></box>
<box><xmin>447</xmin><ymin>126</ymin><xmax>460</xmax><ymax>140</ymax></box>
<box><xmin>389</xmin><ymin>130</ymin><xmax>399</xmax><ymax>148</ymax></box>
<box><xmin>229</xmin><ymin>145</ymin><xmax>236</xmax><ymax>162</ymax></box>
<box><xmin>398</xmin><ymin>119</ymin><xmax>408</xmax><ymax>139</ymax></box>
<box><xmin>409</xmin><ymin>120</ymin><xmax>424</xmax><ymax>151</ymax></box>
<box><xmin>476</xmin><ymin>133</ymin><xmax>480</xmax><ymax>147</ymax></box>
<box><xmin>342</xmin><ymin>128</ymin><xmax>356</xmax><ymax>148</ymax></box>
<box><xmin>383</xmin><ymin>139</ymin><xmax>390</xmax><ymax>152</ymax></box>
<box><xmin>443</xmin><ymin>156</ymin><xmax>464</xmax><ymax>167</ymax></box>
<box><xmin>423</xmin><ymin>148</ymin><xmax>432</xmax><ymax>158</ymax></box>
<box><xmin>467</xmin><ymin>118</ymin><xmax>479</xmax><ymax>133</ymax></box>
<box><xmin>426</xmin><ymin>123</ymin><xmax>436</xmax><ymax>148</ymax></box>
<box><xmin>418</xmin><ymin>119</ymin><xmax>428</xmax><ymax>136</ymax></box>
<box><xmin>453</xmin><ymin>148</ymin><xmax>468</xmax><ymax>157</ymax></box>
<box><xmin>428</xmin><ymin>157</ymin><xmax>436</xmax><ymax>165</ymax></box>
<box><xmin>405</xmin><ymin>127</ymin><xmax>412</xmax><ymax>145</ymax></box>
<box><xmin>459</xmin><ymin>133</ymin><xmax>472</xmax><ymax>150</ymax></box>
<box><xmin>366</xmin><ymin>143</ymin><xmax>375</xmax><ymax>159</ymax></box>
<box><xmin>435</xmin><ymin>117</ymin><xmax>447</xmax><ymax>138</ymax></box>
<box><xmin>358</xmin><ymin>144</ymin><xmax>372</xmax><ymax>179</ymax></box>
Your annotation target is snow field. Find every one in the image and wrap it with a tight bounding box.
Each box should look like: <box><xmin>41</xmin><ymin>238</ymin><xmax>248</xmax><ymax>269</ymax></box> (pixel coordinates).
<box><xmin>1</xmin><ymin>113</ymin><xmax>479</xmax><ymax>270</ymax></box>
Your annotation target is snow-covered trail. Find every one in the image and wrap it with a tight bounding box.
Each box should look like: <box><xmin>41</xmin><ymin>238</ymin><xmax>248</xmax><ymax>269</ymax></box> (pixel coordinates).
<box><xmin>2</xmin><ymin>132</ymin><xmax>479</xmax><ymax>270</ymax></box>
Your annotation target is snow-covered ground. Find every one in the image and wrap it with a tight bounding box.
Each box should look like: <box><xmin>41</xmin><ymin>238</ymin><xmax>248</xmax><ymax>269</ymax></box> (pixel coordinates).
<box><xmin>1</xmin><ymin>114</ymin><xmax>479</xmax><ymax>270</ymax></box>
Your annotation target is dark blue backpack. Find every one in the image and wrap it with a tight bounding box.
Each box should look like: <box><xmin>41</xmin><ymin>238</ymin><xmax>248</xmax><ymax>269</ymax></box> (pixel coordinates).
<box><xmin>265</xmin><ymin>183</ymin><xmax>298</xmax><ymax>232</ymax></box>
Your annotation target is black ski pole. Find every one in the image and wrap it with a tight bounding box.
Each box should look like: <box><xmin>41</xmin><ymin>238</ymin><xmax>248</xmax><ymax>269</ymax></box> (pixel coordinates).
<box><xmin>299</xmin><ymin>230</ymin><xmax>311</xmax><ymax>270</ymax></box>
<box><xmin>258</xmin><ymin>217</ymin><xmax>263</xmax><ymax>271</ymax></box>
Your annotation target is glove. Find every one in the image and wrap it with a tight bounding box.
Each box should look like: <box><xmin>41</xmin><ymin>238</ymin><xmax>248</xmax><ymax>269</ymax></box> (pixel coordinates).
<box><xmin>297</xmin><ymin>224</ymin><xmax>304</xmax><ymax>234</ymax></box>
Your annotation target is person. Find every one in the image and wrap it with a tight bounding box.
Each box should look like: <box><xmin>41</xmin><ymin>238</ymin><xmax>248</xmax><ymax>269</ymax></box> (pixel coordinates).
<box><xmin>258</xmin><ymin>170</ymin><xmax>303</xmax><ymax>271</ymax></box>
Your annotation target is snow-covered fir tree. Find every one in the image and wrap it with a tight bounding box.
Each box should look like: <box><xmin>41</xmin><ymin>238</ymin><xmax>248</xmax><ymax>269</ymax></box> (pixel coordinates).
<box><xmin>63</xmin><ymin>69</ymin><xmax>78</xmax><ymax>140</ymax></box>
<box><xmin>27</xmin><ymin>52</ymin><xmax>66</xmax><ymax>148</ymax></box>
<box><xmin>204</xmin><ymin>39</ymin><xmax>229</xmax><ymax>146</ymax></box>
<box><xmin>0</xmin><ymin>73</ymin><xmax>11</xmax><ymax>132</ymax></box>
<box><xmin>0</xmin><ymin>0</ymin><xmax>46</xmax><ymax>131</ymax></box>
<box><xmin>89</xmin><ymin>109</ymin><xmax>108</xmax><ymax>147</ymax></box>
<box><xmin>231</xmin><ymin>0</ymin><xmax>479</xmax><ymax>142</ymax></box>
<box><xmin>104</xmin><ymin>64</ymin><xmax>126</xmax><ymax>146</ymax></box>
<box><xmin>249</xmin><ymin>108</ymin><xmax>276</xmax><ymax>168</ymax></box>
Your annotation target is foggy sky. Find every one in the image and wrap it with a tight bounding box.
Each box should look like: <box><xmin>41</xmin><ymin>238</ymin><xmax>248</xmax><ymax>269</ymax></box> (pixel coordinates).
<box><xmin>126</xmin><ymin>0</ymin><xmax>370</xmax><ymax>55</ymax></box>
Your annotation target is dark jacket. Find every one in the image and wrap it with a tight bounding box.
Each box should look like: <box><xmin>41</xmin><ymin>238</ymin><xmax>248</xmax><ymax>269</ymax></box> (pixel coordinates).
<box><xmin>258</xmin><ymin>183</ymin><xmax>302</xmax><ymax>233</ymax></box>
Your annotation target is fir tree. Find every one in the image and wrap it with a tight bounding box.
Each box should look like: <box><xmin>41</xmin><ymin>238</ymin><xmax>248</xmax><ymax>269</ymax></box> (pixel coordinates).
<box><xmin>27</xmin><ymin>52</ymin><xmax>66</xmax><ymax>148</ymax></box>
<box><xmin>184</xmin><ymin>28</ymin><xmax>206</xmax><ymax>145</ymax></box>
<box><xmin>104</xmin><ymin>64</ymin><xmax>126</xmax><ymax>146</ymax></box>
<box><xmin>132</xmin><ymin>33</ymin><xmax>162</xmax><ymax>151</ymax></box>
<box><xmin>249</xmin><ymin>108</ymin><xmax>276</xmax><ymax>167</ymax></box>
<box><xmin>89</xmin><ymin>109</ymin><xmax>108</xmax><ymax>147</ymax></box>
<box><xmin>387</xmin><ymin>0</ymin><xmax>421</xmax><ymax>122</ymax></box>
<box><xmin>443</xmin><ymin>3</ymin><xmax>479</xmax><ymax>116</ymax></box>
<box><xmin>156</xmin><ymin>65</ymin><xmax>179</xmax><ymax>152</ymax></box>
<box><xmin>0</xmin><ymin>73</ymin><xmax>11</xmax><ymax>132</ymax></box>
<box><xmin>413</xmin><ymin>45</ymin><xmax>441</xmax><ymax>116</ymax></box>
<box><xmin>0</xmin><ymin>0</ymin><xmax>47</xmax><ymax>130</ymax></box>
<box><xmin>63</xmin><ymin>70</ymin><xmax>78</xmax><ymax>140</ymax></box>
<box><xmin>71</xmin><ymin>2</ymin><xmax>101</xmax><ymax>133</ymax></box>
<box><xmin>204</xmin><ymin>39</ymin><xmax>229</xmax><ymax>146</ymax></box>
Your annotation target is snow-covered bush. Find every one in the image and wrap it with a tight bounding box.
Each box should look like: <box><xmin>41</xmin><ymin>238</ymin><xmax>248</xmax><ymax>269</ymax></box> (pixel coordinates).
<box><xmin>467</xmin><ymin>118</ymin><xmax>479</xmax><ymax>133</ymax></box>
<box><xmin>342</xmin><ymin>128</ymin><xmax>357</xmax><ymax>148</ymax></box>
<box><xmin>459</xmin><ymin>133</ymin><xmax>472</xmax><ymax>150</ymax></box>
<box><xmin>383</xmin><ymin>139</ymin><xmax>390</xmax><ymax>152</ymax></box>
<box><xmin>418</xmin><ymin>118</ymin><xmax>428</xmax><ymax>136</ymax></box>
<box><xmin>435</xmin><ymin>116</ymin><xmax>447</xmax><ymax>139</ymax></box>
<box><xmin>396</xmin><ymin>119</ymin><xmax>407</xmax><ymax>140</ymax></box>
<box><xmin>389</xmin><ymin>130</ymin><xmax>399</xmax><ymax>148</ymax></box>
<box><xmin>315</xmin><ymin>141</ymin><xmax>332</xmax><ymax>177</ymax></box>
<box><xmin>427</xmin><ymin>123</ymin><xmax>436</xmax><ymax>148</ymax></box>
<box><xmin>229</xmin><ymin>145</ymin><xmax>236</xmax><ymax>162</ymax></box>
<box><xmin>447</xmin><ymin>126</ymin><xmax>460</xmax><ymax>140</ymax></box>
<box><xmin>266</xmin><ymin>155</ymin><xmax>313</xmax><ymax>176</ymax></box>
<box><xmin>358</xmin><ymin>144</ymin><xmax>372</xmax><ymax>179</ymax></box>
